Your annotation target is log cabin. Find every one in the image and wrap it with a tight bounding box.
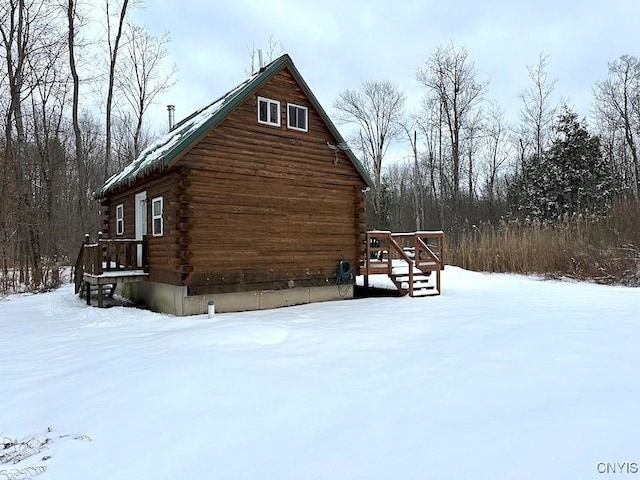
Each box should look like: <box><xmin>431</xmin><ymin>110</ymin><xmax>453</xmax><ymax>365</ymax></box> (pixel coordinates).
<box><xmin>88</xmin><ymin>53</ymin><xmax>373</xmax><ymax>315</ymax></box>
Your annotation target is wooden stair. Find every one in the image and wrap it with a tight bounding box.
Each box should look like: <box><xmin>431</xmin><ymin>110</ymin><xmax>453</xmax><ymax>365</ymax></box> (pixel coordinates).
<box><xmin>391</xmin><ymin>269</ymin><xmax>435</xmax><ymax>297</ymax></box>
<box><xmin>361</xmin><ymin>231</ymin><xmax>444</xmax><ymax>297</ymax></box>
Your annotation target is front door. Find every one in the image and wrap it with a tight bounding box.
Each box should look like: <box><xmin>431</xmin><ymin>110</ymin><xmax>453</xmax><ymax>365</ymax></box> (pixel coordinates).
<box><xmin>134</xmin><ymin>191</ymin><xmax>147</xmax><ymax>267</ymax></box>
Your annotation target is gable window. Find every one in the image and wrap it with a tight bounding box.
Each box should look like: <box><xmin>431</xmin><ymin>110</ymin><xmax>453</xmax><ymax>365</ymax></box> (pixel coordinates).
<box><xmin>151</xmin><ymin>197</ymin><xmax>163</xmax><ymax>237</ymax></box>
<box><xmin>287</xmin><ymin>103</ymin><xmax>308</xmax><ymax>132</ymax></box>
<box><xmin>116</xmin><ymin>204</ymin><xmax>124</xmax><ymax>235</ymax></box>
<box><xmin>257</xmin><ymin>96</ymin><xmax>280</xmax><ymax>126</ymax></box>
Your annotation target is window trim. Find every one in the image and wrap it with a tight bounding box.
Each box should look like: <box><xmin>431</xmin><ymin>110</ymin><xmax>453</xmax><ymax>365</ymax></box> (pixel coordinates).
<box><xmin>287</xmin><ymin>103</ymin><xmax>308</xmax><ymax>132</ymax></box>
<box><xmin>151</xmin><ymin>196</ymin><xmax>163</xmax><ymax>237</ymax></box>
<box><xmin>257</xmin><ymin>96</ymin><xmax>281</xmax><ymax>127</ymax></box>
<box><xmin>116</xmin><ymin>204</ymin><xmax>124</xmax><ymax>236</ymax></box>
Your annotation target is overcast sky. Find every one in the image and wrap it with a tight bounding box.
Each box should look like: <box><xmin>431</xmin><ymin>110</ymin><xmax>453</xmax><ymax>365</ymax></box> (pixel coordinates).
<box><xmin>132</xmin><ymin>0</ymin><xmax>639</xmax><ymax>133</ymax></box>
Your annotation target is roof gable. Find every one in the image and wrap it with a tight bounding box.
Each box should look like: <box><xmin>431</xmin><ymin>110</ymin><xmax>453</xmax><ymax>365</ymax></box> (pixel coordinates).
<box><xmin>98</xmin><ymin>54</ymin><xmax>372</xmax><ymax>197</ymax></box>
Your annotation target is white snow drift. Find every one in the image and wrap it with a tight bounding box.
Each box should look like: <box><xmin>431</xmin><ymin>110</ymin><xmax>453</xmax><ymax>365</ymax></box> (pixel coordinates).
<box><xmin>1</xmin><ymin>267</ymin><xmax>638</xmax><ymax>479</ymax></box>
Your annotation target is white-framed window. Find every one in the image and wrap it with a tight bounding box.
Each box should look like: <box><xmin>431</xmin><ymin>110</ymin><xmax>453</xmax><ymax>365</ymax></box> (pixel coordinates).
<box><xmin>151</xmin><ymin>197</ymin><xmax>163</xmax><ymax>237</ymax></box>
<box><xmin>257</xmin><ymin>96</ymin><xmax>280</xmax><ymax>127</ymax></box>
<box><xmin>116</xmin><ymin>204</ymin><xmax>124</xmax><ymax>235</ymax></box>
<box><xmin>287</xmin><ymin>103</ymin><xmax>308</xmax><ymax>132</ymax></box>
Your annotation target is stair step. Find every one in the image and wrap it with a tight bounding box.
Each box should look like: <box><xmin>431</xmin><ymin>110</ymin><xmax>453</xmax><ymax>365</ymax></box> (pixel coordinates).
<box><xmin>391</xmin><ymin>266</ymin><xmax>429</xmax><ymax>275</ymax></box>
<box><xmin>394</xmin><ymin>275</ymin><xmax>431</xmax><ymax>282</ymax></box>
<box><xmin>391</xmin><ymin>266</ymin><xmax>412</xmax><ymax>275</ymax></box>
<box><xmin>400</xmin><ymin>282</ymin><xmax>434</xmax><ymax>290</ymax></box>
<box><xmin>411</xmin><ymin>289</ymin><xmax>439</xmax><ymax>297</ymax></box>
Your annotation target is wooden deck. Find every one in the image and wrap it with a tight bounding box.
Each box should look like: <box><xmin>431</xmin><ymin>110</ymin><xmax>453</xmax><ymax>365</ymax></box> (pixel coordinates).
<box><xmin>73</xmin><ymin>230</ymin><xmax>444</xmax><ymax>307</ymax></box>
<box><xmin>74</xmin><ymin>234</ymin><xmax>149</xmax><ymax>307</ymax></box>
<box><xmin>361</xmin><ymin>231</ymin><xmax>445</xmax><ymax>297</ymax></box>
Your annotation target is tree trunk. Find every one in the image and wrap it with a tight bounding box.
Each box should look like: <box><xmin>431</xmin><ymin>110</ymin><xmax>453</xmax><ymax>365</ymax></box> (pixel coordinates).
<box><xmin>412</xmin><ymin>130</ymin><xmax>422</xmax><ymax>230</ymax></box>
<box><xmin>68</xmin><ymin>0</ymin><xmax>87</xmax><ymax>231</ymax></box>
<box><xmin>2</xmin><ymin>0</ymin><xmax>42</xmax><ymax>287</ymax></box>
<box><xmin>104</xmin><ymin>0</ymin><xmax>130</xmax><ymax>179</ymax></box>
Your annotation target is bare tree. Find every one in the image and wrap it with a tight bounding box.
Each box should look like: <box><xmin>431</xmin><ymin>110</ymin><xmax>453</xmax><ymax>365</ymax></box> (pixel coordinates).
<box><xmin>483</xmin><ymin>102</ymin><xmax>511</xmax><ymax>221</ymax></box>
<box><xmin>0</xmin><ymin>0</ymin><xmax>63</xmax><ymax>287</ymax></box>
<box><xmin>519</xmin><ymin>52</ymin><xmax>557</xmax><ymax>162</ymax></box>
<box><xmin>399</xmin><ymin>119</ymin><xmax>423</xmax><ymax>230</ymax></box>
<box><xmin>66</xmin><ymin>0</ymin><xmax>91</xmax><ymax>233</ymax></box>
<box><xmin>593</xmin><ymin>100</ymin><xmax>627</xmax><ymax>194</ymax></box>
<box><xmin>416</xmin><ymin>94</ymin><xmax>447</xmax><ymax>228</ymax></box>
<box><xmin>103</xmin><ymin>0</ymin><xmax>132</xmax><ymax>179</ymax></box>
<box><xmin>333</xmin><ymin>80</ymin><xmax>405</xmax><ymax>227</ymax></box>
<box><xmin>116</xmin><ymin>21</ymin><xmax>177</xmax><ymax>159</ymax></box>
<box><xmin>463</xmin><ymin>108</ymin><xmax>483</xmax><ymax>212</ymax></box>
<box><xmin>415</xmin><ymin>42</ymin><xmax>487</xmax><ymax>210</ymax></box>
<box><xmin>594</xmin><ymin>55</ymin><xmax>640</xmax><ymax>201</ymax></box>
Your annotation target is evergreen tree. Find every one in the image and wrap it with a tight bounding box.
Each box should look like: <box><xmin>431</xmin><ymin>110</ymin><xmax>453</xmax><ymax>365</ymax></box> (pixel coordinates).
<box><xmin>509</xmin><ymin>106</ymin><xmax>614</xmax><ymax>221</ymax></box>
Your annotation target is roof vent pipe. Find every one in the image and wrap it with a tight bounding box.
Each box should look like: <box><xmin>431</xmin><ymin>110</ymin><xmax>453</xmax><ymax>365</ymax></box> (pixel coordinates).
<box><xmin>258</xmin><ymin>49</ymin><xmax>264</xmax><ymax>71</ymax></box>
<box><xmin>167</xmin><ymin>105</ymin><xmax>175</xmax><ymax>131</ymax></box>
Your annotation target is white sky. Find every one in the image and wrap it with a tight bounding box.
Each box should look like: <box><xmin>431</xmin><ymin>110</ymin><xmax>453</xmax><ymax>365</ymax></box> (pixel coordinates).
<box><xmin>133</xmin><ymin>0</ymin><xmax>639</xmax><ymax>133</ymax></box>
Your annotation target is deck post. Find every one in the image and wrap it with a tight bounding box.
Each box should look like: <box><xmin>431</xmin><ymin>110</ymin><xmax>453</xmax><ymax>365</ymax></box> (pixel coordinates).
<box><xmin>408</xmin><ymin>263</ymin><xmax>414</xmax><ymax>296</ymax></box>
<box><xmin>97</xmin><ymin>231</ymin><xmax>104</xmax><ymax>275</ymax></box>
<box><xmin>365</xmin><ymin>232</ymin><xmax>371</xmax><ymax>273</ymax></box>
<box><xmin>86</xmin><ymin>280</ymin><xmax>91</xmax><ymax>305</ymax></box>
<box><xmin>98</xmin><ymin>284</ymin><xmax>103</xmax><ymax>308</ymax></box>
<box><xmin>142</xmin><ymin>234</ymin><xmax>149</xmax><ymax>272</ymax></box>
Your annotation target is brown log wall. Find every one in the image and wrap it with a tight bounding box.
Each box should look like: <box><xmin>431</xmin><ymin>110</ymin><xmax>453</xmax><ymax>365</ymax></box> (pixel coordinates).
<box><xmin>102</xmin><ymin>169</ymin><xmax>190</xmax><ymax>286</ymax></box>
<box><xmin>181</xmin><ymin>67</ymin><xmax>367</xmax><ymax>294</ymax></box>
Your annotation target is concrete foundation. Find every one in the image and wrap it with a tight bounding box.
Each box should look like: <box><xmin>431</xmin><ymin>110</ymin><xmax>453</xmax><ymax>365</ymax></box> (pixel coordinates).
<box><xmin>118</xmin><ymin>282</ymin><xmax>353</xmax><ymax>316</ymax></box>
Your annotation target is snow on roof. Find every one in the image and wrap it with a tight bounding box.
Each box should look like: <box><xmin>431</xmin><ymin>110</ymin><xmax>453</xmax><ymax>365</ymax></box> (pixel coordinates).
<box><xmin>96</xmin><ymin>53</ymin><xmax>373</xmax><ymax>197</ymax></box>
<box><xmin>97</xmin><ymin>68</ymin><xmax>263</xmax><ymax>196</ymax></box>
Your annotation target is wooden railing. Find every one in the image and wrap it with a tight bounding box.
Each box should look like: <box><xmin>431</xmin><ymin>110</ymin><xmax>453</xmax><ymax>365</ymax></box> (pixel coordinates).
<box><xmin>362</xmin><ymin>230</ymin><xmax>445</xmax><ymax>296</ymax></box>
<box><xmin>73</xmin><ymin>233</ymin><xmax>150</xmax><ymax>307</ymax></box>
<box><xmin>81</xmin><ymin>233</ymin><xmax>148</xmax><ymax>277</ymax></box>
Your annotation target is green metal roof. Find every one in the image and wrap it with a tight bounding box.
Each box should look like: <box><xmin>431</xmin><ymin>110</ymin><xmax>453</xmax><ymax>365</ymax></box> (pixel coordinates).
<box><xmin>97</xmin><ymin>54</ymin><xmax>373</xmax><ymax>197</ymax></box>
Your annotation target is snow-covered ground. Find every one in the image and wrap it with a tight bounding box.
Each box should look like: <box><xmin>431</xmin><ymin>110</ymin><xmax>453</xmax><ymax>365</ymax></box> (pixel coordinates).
<box><xmin>1</xmin><ymin>267</ymin><xmax>638</xmax><ymax>479</ymax></box>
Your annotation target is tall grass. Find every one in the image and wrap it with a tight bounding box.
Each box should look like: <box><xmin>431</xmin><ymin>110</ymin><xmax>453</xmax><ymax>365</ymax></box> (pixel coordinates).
<box><xmin>447</xmin><ymin>201</ymin><xmax>640</xmax><ymax>285</ymax></box>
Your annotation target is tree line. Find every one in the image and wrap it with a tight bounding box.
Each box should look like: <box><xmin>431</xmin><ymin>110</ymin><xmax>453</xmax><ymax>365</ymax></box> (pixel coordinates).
<box><xmin>1</xmin><ymin>0</ymin><xmax>175</xmax><ymax>292</ymax></box>
<box><xmin>333</xmin><ymin>45</ymin><xmax>640</xmax><ymax>243</ymax></box>
<box><xmin>2</xmin><ymin>10</ymin><xmax>639</xmax><ymax>293</ymax></box>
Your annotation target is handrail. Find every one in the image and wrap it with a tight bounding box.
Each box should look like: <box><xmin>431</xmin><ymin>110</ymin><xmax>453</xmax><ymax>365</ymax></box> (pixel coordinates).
<box><xmin>364</xmin><ymin>231</ymin><xmax>444</xmax><ymax>271</ymax></box>
<box><xmin>82</xmin><ymin>234</ymin><xmax>148</xmax><ymax>276</ymax></box>
<box><xmin>73</xmin><ymin>235</ymin><xmax>88</xmax><ymax>294</ymax></box>
<box><xmin>387</xmin><ymin>235</ymin><xmax>415</xmax><ymax>296</ymax></box>
<box><xmin>414</xmin><ymin>232</ymin><xmax>444</xmax><ymax>271</ymax></box>
<box><xmin>415</xmin><ymin>237</ymin><xmax>439</xmax><ymax>265</ymax></box>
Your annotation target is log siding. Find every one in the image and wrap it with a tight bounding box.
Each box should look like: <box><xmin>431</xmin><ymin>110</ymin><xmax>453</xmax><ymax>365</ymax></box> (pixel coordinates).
<box><xmin>103</xmin><ymin>169</ymin><xmax>189</xmax><ymax>286</ymax></box>
<box><xmin>181</xmin><ymin>67</ymin><xmax>367</xmax><ymax>295</ymax></box>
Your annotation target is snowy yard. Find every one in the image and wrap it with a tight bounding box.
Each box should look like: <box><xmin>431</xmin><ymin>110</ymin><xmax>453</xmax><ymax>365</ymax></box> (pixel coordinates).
<box><xmin>1</xmin><ymin>267</ymin><xmax>638</xmax><ymax>479</ymax></box>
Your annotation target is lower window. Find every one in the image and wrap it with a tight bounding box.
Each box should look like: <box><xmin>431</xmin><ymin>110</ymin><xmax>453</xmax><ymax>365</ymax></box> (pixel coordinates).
<box><xmin>152</xmin><ymin>197</ymin><xmax>163</xmax><ymax>237</ymax></box>
<box><xmin>116</xmin><ymin>204</ymin><xmax>124</xmax><ymax>235</ymax></box>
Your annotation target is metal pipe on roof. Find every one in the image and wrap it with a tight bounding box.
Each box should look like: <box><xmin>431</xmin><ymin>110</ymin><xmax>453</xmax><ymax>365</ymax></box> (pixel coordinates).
<box><xmin>167</xmin><ymin>105</ymin><xmax>175</xmax><ymax>131</ymax></box>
